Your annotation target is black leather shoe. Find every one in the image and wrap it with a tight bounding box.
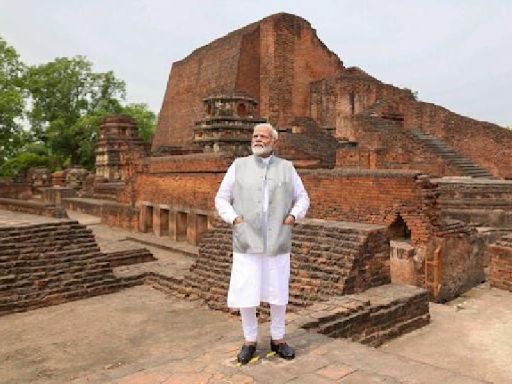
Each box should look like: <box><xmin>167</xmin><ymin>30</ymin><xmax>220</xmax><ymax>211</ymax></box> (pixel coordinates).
<box><xmin>270</xmin><ymin>340</ymin><xmax>295</xmax><ymax>359</ymax></box>
<box><xmin>237</xmin><ymin>344</ymin><xmax>257</xmax><ymax>365</ymax></box>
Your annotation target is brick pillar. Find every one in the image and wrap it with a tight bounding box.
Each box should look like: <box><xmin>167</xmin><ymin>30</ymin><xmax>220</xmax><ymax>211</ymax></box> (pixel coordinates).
<box><xmin>159</xmin><ymin>208</ymin><xmax>170</xmax><ymax>237</ymax></box>
<box><xmin>140</xmin><ymin>205</ymin><xmax>153</xmax><ymax>233</ymax></box>
<box><xmin>187</xmin><ymin>213</ymin><xmax>197</xmax><ymax>245</ymax></box>
<box><xmin>169</xmin><ymin>210</ymin><xmax>177</xmax><ymax>241</ymax></box>
<box><xmin>176</xmin><ymin>211</ymin><xmax>188</xmax><ymax>242</ymax></box>
<box><xmin>196</xmin><ymin>214</ymin><xmax>209</xmax><ymax>244</ymax></box>
<box><xmin>186</xmin><ymin>213</ymin><xmax>209</xmax><ymax>246</ymax></box>
<box><xmin>139</xmin><ymin>206</ymin><xmax>145</xmax><ymax>232</ymax></box>
<box><xmin>153</xmin><ymin>207</ymin><xmax>161</xmax><ymax>236</ymax></box>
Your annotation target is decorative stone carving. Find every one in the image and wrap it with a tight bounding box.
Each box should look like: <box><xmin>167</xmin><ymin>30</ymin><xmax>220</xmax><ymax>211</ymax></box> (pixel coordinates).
<box><xmin>193</xmin><ymin>93</ymin><xmax>266</xmax><ymax>156</ymax></box>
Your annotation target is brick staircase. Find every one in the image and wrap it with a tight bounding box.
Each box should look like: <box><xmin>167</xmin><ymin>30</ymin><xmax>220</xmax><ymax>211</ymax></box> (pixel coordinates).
<box><xmin>0</xmin><ymin>221</ymin><xmax>120</xmax><ymax>316</ymax></box>
<box><xmin>357</xmin><ymin>111</ymin><xmax>496</xmax><ymax>178</ymax></box>
<box><xmin>411</xmin><ymin>130</ymin><xmax>495</xmax><ymax>178</ymax></box>
<box><xmin>295</xmin><ymin>284</ymin><xmax>430</xmax><ymax>347</ymax></box>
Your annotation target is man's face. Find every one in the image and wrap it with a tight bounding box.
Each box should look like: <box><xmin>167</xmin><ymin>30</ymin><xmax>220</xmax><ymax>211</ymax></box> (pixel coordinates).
<box><xmin>251</xmin><ymin>126</ymin><xmax>275</xmax><ymax>157</ymax></box>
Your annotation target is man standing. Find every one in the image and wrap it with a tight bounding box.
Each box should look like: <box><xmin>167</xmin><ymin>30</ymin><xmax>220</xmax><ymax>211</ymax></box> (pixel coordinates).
<box><xmin>215</xmin><ymin>123</ymin><xmax>310</xmax><ymax>364</ymax></box>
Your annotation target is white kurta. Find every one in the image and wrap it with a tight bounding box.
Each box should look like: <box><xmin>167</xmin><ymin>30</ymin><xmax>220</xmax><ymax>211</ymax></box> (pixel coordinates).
<box><xmin>215</xmin><ymin>156</ymin><xmax>309</xmax><ymax>308</ymax></box>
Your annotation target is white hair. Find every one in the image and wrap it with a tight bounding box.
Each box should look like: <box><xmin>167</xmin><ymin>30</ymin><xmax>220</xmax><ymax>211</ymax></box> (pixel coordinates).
<box><xmin>253</xmin><ymin>123</ymin><xmax>278</xmax><ymax>140</ymax></box>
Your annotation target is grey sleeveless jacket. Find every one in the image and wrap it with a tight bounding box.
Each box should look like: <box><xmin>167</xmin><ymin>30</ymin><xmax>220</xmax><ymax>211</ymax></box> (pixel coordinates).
<box><xmin>232</xmin><ymin>155</ymin><xmax>294</xmax><ymax>256</ymax></box>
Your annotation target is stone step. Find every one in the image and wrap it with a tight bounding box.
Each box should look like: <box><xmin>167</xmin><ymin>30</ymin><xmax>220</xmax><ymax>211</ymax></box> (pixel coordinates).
<box><xmin>294</xmin><ymin>284</ymin><xmax>430</xmax><ymax>347</ymax></box>
<box><xmin>105</xmin><ymin>248</ymin><xmax>155</xmax><ymax>267</ymax></box>
<box><xmin>438</xmin><ymin>198</ymin><xmax>512</xmax><ymax>208</ymax></box>
<box><xmin>123</xmin><ymin>235</ymin><xmax>198</xmax><ymax>258</ymax></box>
<box><xmin>411</xmin><ymin>129</ymin><xmax>495</xmax><ymax>178</ymax></box>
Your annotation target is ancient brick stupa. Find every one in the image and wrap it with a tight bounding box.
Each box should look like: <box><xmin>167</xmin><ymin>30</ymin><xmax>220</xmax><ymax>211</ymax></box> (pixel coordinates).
<box><xmin>95</xmin><ymin>116</ymin><xmax>146</xmax><ymax>182</ymax></box>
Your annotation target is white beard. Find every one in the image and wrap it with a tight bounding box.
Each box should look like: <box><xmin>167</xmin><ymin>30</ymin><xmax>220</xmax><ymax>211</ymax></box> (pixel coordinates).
<box><xmin>251</xmin><ymin>145</ymin><xmax>273</xmax><ymax>157</ymax></box>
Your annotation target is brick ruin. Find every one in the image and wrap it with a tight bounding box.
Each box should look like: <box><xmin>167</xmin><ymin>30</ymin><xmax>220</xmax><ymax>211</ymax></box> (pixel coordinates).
<box><xmin>2</xmin><ymin>13</ymin><xmax>512</xmax><ymax>343</ymax></box>
<box><xmin>0</xmin><ymin>215</ymin><xmax>153</xmax><ymax>317</ymax></box>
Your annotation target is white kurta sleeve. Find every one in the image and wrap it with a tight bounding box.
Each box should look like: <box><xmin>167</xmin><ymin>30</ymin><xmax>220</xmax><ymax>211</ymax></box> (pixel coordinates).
<box><xmin>289</xmin><ymin>167</ymin><xmax>310</xmax><ymax>221</ymax></box>
<box><xmin>215</xmin><ymin>162</ymin><xmax>239</xmax><ymax>224</ymax></box>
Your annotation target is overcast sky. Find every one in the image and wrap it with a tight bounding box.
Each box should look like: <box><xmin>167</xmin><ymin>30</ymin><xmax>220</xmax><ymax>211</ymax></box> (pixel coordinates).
<box><xmin>1</xmin><ymin>0</ymin><xmax>510</xmax><ymax>126</ymax></box>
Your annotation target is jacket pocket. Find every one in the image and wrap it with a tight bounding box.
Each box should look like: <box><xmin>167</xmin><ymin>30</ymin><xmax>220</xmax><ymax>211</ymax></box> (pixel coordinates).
<box><xmin>233</xmin><ymin>222</ymin><xmax>249</xmax><ymax>252</ymax></box>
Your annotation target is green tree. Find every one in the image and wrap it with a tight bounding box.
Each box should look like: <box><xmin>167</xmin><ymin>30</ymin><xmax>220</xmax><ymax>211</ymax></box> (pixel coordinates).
<box><xmin>0</xmin><ymin>37</ymin><xmax>27</xmax><ymax>165</ymax></box>
<box><xmin>0</xmin><ymin>148</ymin><xmax>49</xmax><ymax>178</ymax></box>
<box><xmin>121</xmin><ymin>103</ymin><xmax>156</xmax><ymax>143</ymax></box>
<box><xmin>24</xmin><ymin>56</ymin><xmax>126</xmax><ymax>168</ymax></box>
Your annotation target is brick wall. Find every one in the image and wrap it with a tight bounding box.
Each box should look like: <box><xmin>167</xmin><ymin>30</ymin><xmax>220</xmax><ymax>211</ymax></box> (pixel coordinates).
<box><xmin>62</xmin><ymin>198</ymin><xmax>139</xmax><ymax>231</ymax></box>
<box><xmin>277</xmin><ymin>131</ymin><xmax>339</xmax><ymax>168</ymax></box>
<box><xmin>309</xmin><ymin>70</ymin><xmax>411</xmax><ymax>131</ymax></box>
<box><xmin>146</xmin><ymin>153</ymin><xmax>233</xmax><ymax>174</ymax></box>
<box><xmin>153</xmin><ymin>22</ymin><xmax>252</xmax><ymax>150</ymax></box>
<box><xmin>0</xmin><ymin>181</ymin><xmax>31</xmax><ymax>199</ymax></box>
<box><xmin>488</xmin><ymin>236</ymin><xmax>512</xmax><ymax>292</ymax></box>
<box><xmin>0</xmin><ymin>221</ymin><xmax>121</xmax><ymax>316</ymax></box>
<box><xmin>258</xmin><ymin>13</ymin><xmax>342</xmax><ymax>128</ymax></box>
<box><xmin>428</xmin><ymin>223</ymin><xmax>485</xmax><ymax>302</ymax></box>
<box><xmin>435</xmin><ymin>178</ymin><xmax>512</xmax><ymax>228</ymax></box>
<box><xmin>0</xmin><ymin>198</ymin><xmax>66</xmax><ymax>218</ymax></box>
<box><xmin>235</xmin><ymin>24</ymin><xmax>261</xmax><ymax>107</ymax></box>
<box><xmin>301</xmin><ymin>169</ymin><xmax>441</xmax><ymax>245</ymax></box>
<box><xmin>133</xmin><ymin>173</ymin><xmax>221</xmax><ymax>212</ymax></box>
<box><xmin>129</xmin><ymin>166</ymin><xmax>441</xmax><ymax>246</ymax></box>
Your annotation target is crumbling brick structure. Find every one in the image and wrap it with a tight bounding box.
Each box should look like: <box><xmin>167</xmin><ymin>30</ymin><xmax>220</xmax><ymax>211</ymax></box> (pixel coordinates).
<box><xmin>79</xmin><ymin>13</ymin><xmax>511</xmax><ymax>302</ymax></box>
<box><xmin>153</xmin><ymin>13</ymin><xmax>343</xmax><ymax>150</ymax></box>
<box><xmin>0</xmin><ymin>220</ymin><xmax>118</xmax><ymax>316</ymax></box>
<box><xmin>3</xmin><ymin>12</ymin><xmax>512</xmax><ymax>313</ymax></box>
